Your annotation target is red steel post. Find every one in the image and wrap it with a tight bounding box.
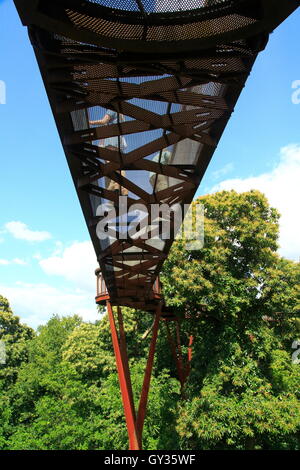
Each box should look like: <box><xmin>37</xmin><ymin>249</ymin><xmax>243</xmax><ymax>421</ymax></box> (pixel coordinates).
<box><xmin>136</xmin><ymin>301</ymin><xmax>162</xmax><ymax>445</ymax></box>
<box><xmin>166</xmin><ymin>320</ymin><xmax>194</xmax><ymax>397</ymax></box>
<box><xmin>117</xmin><ymin>306</ymin><xmax>136</xmax><ymax>422</ymax></box>
<box><xmin>188</xmin><ymin>335</ymin><xmax>194</xmax><ymax>363</ymax></box>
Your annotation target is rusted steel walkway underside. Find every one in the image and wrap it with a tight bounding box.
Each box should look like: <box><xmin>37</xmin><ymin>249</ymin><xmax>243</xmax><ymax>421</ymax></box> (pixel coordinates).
<box><xmin>14</xmin><ymin>0</ymin><xmax>298</xmax><ymax>451</ymax></box>
<box><xmin>14</xmin><ymin>0</ymin><xmax>298</xmax><ymax>311</ymax></box>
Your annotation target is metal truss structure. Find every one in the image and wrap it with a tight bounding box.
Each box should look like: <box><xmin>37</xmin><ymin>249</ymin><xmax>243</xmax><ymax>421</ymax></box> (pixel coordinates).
<box><xmin>14</xmin><ymin>0</ymin><xmax>299</xmax><ymax>450</ymax></box>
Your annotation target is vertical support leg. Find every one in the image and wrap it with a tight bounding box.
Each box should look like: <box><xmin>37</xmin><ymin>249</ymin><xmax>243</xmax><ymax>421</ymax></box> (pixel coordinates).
<box><xmin>136</xmin><ymin>301</ymin><xmax>162</xmax><ymax>447</ymax></box>
<box><xmin>165</xmin><ymin>320</ymin><xmax>194</xmax><ymax>398</ymax></box>
<box><xmin>188</xmin><ymin>335</ymin><xmax>193</xmax><ymax>362</ymax></box>
<box><xmin>166</xmin><ymin>321</ymin><xmax>184</xmax><ymax>387</ymax></box>
<box><xmin>117</xmin><ymin>306</ymin><xmax>136</xmax><ymax>422</ymax></box>
<box><xmin>107</xmin><ymin>300</ymin><xmax>162</xmax><ymax>450</ymax></box>
<box><xmin>175</xmin><ymin>321</ymin><xmax>185</xmax><ymax>389</ymax></box>
<box><xmin>106</xmin><ymin>301</ymin><xmax>140</xmax><ymax>450</ymax></box>
<box><xmin>181</xmin><ymin>335</ymin><xmax>194</xmax><ymax>392</ymax></box>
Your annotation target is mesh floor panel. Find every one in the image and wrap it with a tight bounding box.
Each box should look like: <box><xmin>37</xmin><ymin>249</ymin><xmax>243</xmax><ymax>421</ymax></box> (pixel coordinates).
<box><xmin>13</xmin><ymin>0</ymin><xmax>299</xmax><ymax>309</ymax></box>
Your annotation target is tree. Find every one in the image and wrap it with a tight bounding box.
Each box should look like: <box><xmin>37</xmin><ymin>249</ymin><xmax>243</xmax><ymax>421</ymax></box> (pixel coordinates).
<box><xmin>0</xmin><ymin>296</ymin><xmax>34</xmax><ymax>388</ymax></box>
<box><xmin>160</xmin><ymin>190</ymin><xmax>300</xmax><ymax>449</ymax></box>
<box><xmin>1</xmin><ymin>190</ymin><xmax>299</xmax><ymax>450</ymax></box>
<box><xmin>7</xmin><ymin>311</ymin><xmax>179</xmax><ymax>450</ymax></box>
<box><xmin>0</xmin><ymin>296</ymin><xmax>35</xmax><ymax>447</ymax></box>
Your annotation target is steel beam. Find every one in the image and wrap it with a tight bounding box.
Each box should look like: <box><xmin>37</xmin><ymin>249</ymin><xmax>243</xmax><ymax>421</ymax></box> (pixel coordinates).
<box><xmin>107</xmin><ymin>301</ymin><xmax>139</xmax><ymax>450</ymax></box>
<box><xmin>107</xmin><ymin>300</ymin><xmax>162</xmax><ymax>450</ymax></box>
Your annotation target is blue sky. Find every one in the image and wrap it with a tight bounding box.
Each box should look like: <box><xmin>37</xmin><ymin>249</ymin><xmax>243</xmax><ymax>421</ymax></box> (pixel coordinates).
<box><xmin>0</xmin><ymin>1</ymin><xmax>299</xmax><ymax>328</ymax></box>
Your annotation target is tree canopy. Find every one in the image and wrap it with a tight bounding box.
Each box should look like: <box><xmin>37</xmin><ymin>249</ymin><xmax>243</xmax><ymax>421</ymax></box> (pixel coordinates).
<box><xmin>0</xmin><ymin>190</ymin><xmax>299</xmax><ymax>450</ymax></box>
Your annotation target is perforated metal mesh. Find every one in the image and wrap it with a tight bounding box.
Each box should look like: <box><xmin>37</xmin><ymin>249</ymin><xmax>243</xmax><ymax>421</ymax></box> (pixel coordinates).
<box><xmin>88</xmin><ymin>0</ymin><xmax>227</xmax><ymax>13</ymax></box>
<box><xmin>16</xmin><ymin>0</ymin><xmax>298</xmax><ymax>309</ymax></box>
<box><xmin>35</xmin><ymin>21</ymin><xmax>260</xmax><ymax>308</ymax></box>
<box><xmin>66</xmin><ymin>8</ymin><xmax>257</xmax><ymax>42</ymax></box>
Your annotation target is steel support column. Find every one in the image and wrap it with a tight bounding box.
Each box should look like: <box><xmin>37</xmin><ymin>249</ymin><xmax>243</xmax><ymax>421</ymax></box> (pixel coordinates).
<box><xmin>107</xmin><ymin>301</ymin><xmax>139</xmax><ymax>450</ymax></box>
<box><xmin>136</xmin><ymin>302</ymin><xmax>162</xmax><ymax>445</ymax></box>
<box><xmin>107</xmin><ymin>300</ymin><xmax>162</xmax><ymax>450</ymax></box>
<box><xmin>166</xmin><ymin>320</ymin><xmax>194</xmax><ymax>397</ymax></box>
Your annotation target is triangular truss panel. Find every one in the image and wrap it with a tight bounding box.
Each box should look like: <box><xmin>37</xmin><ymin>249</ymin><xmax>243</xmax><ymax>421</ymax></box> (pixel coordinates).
<box><xmin>14</xmin><ymin>0</ymin><xmax>299</xmax><ymax>310</ymax></box>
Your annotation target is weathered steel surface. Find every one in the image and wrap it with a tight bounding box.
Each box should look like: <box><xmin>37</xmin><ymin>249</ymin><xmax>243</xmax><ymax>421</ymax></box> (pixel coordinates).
<box><xmin>14</xmin><ymin>0</ymin><xmax>299</xmax><ymax>309</ymax></box>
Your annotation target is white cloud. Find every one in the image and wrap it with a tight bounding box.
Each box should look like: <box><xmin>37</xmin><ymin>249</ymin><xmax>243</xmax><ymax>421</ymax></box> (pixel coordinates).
<box><xmin>211</xmin><ymin>144</ymin><xmax>300</xmax><ymax>261</ymax></box>
<box><xmin>0</xmin><ymin>241</ymin><xmax>99</xmax><ymax>328</ymax></box>
<box><xmin>5</xmin><ymin>221</ymin><xmax>52</xmax><ymax>242</ymax></box>
<box><xmin>0</xmin><ymin>259</ymin><xmax>9</xmax><ymax>265</ymax></box>
<box><xmin>0</xmin><ymin>282</ymin><xmax>99</xmax><ymax>328</ymax></box>
<box><xmin>0</xmin><ymin>258</ymin><xmax>27</xmax><ymax>266</ymax></box>
<box><xmin>39</xmin><ymin>241</ymin><xmax>97</xmax><ymax>292</ymax></box>
<box><xmin>0</xmin><ymin>230</ymin><xmax>5</xmax><ymax>243</ymax></box>
<box><xmin>52</xmin><ymin>240</ymin><xmax>64</xmax><ymax>256</ymax></box>
<box><xmin>12</xmin><ymin>258</ymin><xmax>27</xmax><ymax>266</ymax></box>
<box><xmin>212</xmin><ymin>162</ymin><xmax>234</xmax><ymax>180</ymax></box>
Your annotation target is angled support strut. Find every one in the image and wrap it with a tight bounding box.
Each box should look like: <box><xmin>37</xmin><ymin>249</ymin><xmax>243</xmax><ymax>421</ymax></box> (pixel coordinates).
<box><xmin>166</xmin><ymin>320</ymin><xmax>194</xmax><ymax>398</ymax></box>
<box><xmin>107</xmin><ymin>300</ymin><xmax>162</xmax><ymax>450</ymax></box>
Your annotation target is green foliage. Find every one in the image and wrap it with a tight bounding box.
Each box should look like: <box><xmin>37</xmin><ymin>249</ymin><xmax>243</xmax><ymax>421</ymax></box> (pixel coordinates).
<box><xmin>0</xmin><ymin>382</ymin><xmax>12</xmax><ymax>448</ymax></box>
<box><xmin>160</xmin><ymin>190</ymin><xmax>300</xmax><ymax>449</ymax></box>
<box><xmin>177</xmin><ymin>388</ymin><xmax>299</xmax><ymax>450</ymax></box>
<box><xmin>0</xmin><ymin>296</ymin><xmax>34</xmax><ymax>388</ymax></box>
<box><xmin>1</xmin><ymin>308</ymin><xmax>177</xmax><ymax>450</ymax></box>
<box><xmin>0</xmin><ymin>190</ymin><xmax>299</xmax><ymax>450</ymax></box>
